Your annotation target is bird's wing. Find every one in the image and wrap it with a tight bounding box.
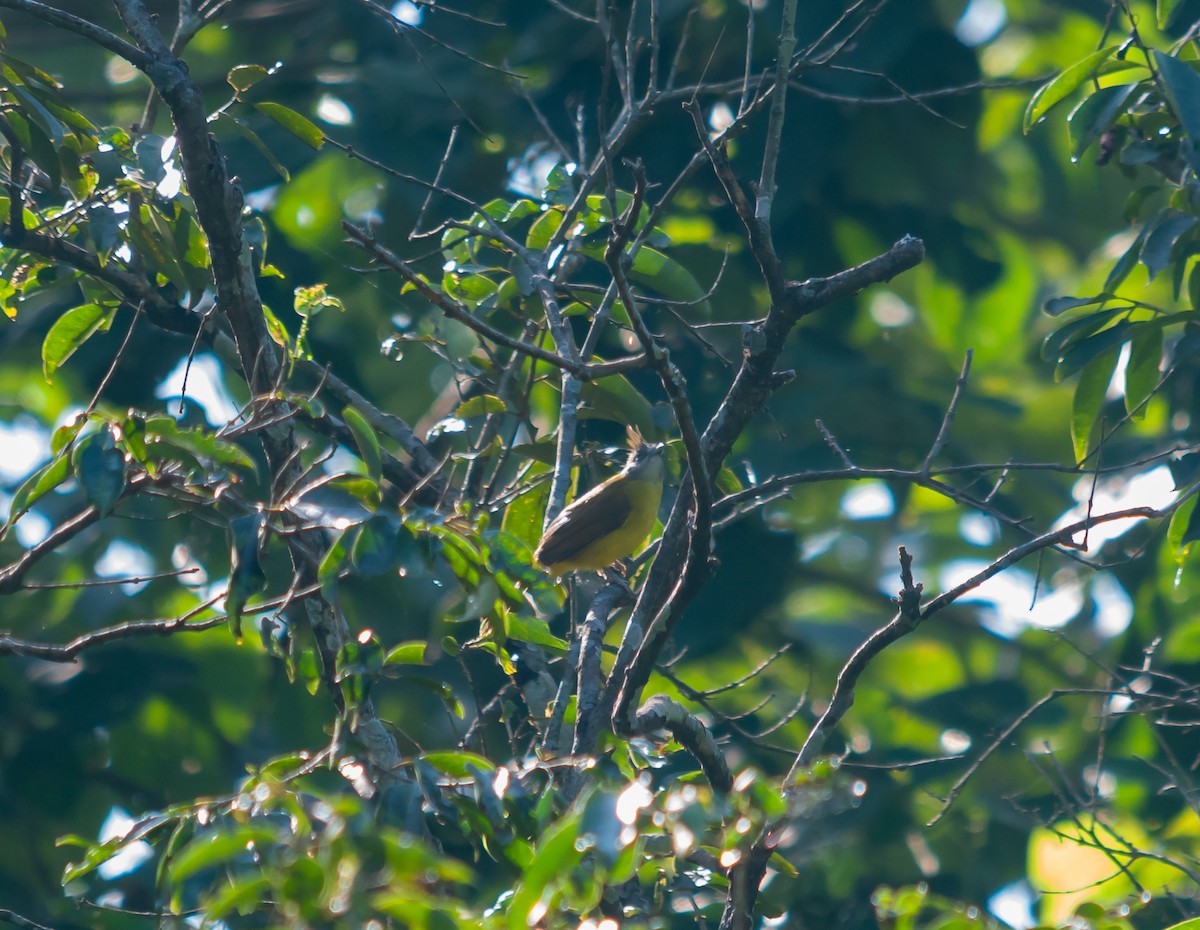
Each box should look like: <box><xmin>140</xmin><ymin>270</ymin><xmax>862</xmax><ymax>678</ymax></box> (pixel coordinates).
<box><xmin>535</xmin><ymin>486</ymin><xmax>632</xmax><ymax>567</ymax></box>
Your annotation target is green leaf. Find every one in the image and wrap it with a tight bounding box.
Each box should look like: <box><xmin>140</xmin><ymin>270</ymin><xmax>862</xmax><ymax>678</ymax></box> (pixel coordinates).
<box><xmin>1055</xmin><ymin>320</ymin><xmax>1132</xmax><ymax>380</ymax></box>
<box><xmin>143</xmin><ymin>416</ymin><xmax>255</xmax><ymax>470</ymax></box>
<box><xmin>1158</xmin><ymin>0</ymin><xmax>1183</xmax><ymax>27</ymax></box>
<box><xmin>254</xmin><ymin>101</ymin><xmax>325</xmax><ymax>150</ymax></box>
<box><xmin>578</xmin><ymin>374</ymin><xmax>655</xmax><ymax>433</ymax></box>
<box><xmin>42</xmin><ymin>302</ymin><xmax>115</xmax><ymax>382</ymax></box>
<box><xmin>227</xmin><ymin>513</ymin><xmax>267</xmax><ymax>643</ymax></box>
<box><xmin>169</xmin><ymin>825</ymin><xmax>281</xmax><ymax>882</ymax></box>
<box><xmin>506</xmin><ymin>809</ymin><xmax>584</xmax><ymax>930</ymax></box>
<box><xmin>1044</xmin><ymin>294</ymin><xmax>1112</xmax><ymax>317</ymax></box>
<box><xmin>204</xmin><ymin>874</ymin><xmax>270</xmax><ymax>921</ymax></box>
<box><xmin>72</xmin><ymin>425</ymin><xmax>126</xmax><ymax>516</ymax></box>
<box><xmin>421</xmin><ymin>751</ymin><xmax>496</xmax><ymax>777</ymax></box>
<box><xmin>576</xmin><ymin>241</ymin><xmax>712</xmax><ymax>316</ymax></box>
<box><xmin>1124</xmin><ymin>324</ymin><xmax>1163</xmax><ymax>418</ymax></box>
<box><xmin>1068</xmin><ymin>84</ymin><xmax>1136</xmax><ymax>163</ymax></box>
<box><xmin>343</xmin><ymin>405</ymin><xmax>382</xmax><ymax>481</ymax></box>
<box><xmin>526</xmin><ymin>208</ymin><xmax>563</xmax><ymax>251</ymax></box>
<box><xmin>1072</xmin><ymin>347</ymin><xmax>1120</xmax><ymax>462</ymax></box>
<box><xmin>6</xmin><ymin>109</ymin><xmax>60</xmax><ymax>189</ymax></box>
<box><xmin>1104</xmin><ymin>223</ymin><xmax>1150</xmax><ymax>292</ymax></box>
<box><xmin>50</xmin><ymin>416</ymin><xmax>84</xmax><ymax>454</ymax></box>
<box><xmin>625</xmin><ymin>245</ymin><xmax>712</xmax><ymax>316</ymax></box>
<box><xmin>352</xmin><ymin>513</ymin><xmax>408</xmax><ymax>575</ymax></box>
<box><xmin>217</xmin><ymin>111</ymin><xmax>289</xmax><ymax>181</ymax></box>
<box><xmin>1041</xmin><ymin>303</ymin><xmax>1122</xmax><ymax>358</ymax></box>
<box><xmin>502</xmin><ymin>481</ymin><xmax>549</xmax><ymax>550</ymax></box>
<box><xmin>318</xmin><ymin>526</ymin><xmax>353</xmax><ymax>594</ymax></box>
<box><xmin>385</xmin><ymin>641</ymin><xmax>427</xmax><ymax>665</ymax></box>
<box><xmin>293</xmin><ymin>282</ymin><xmax>344</xmax><ymax>317</ymax></box>
<box><xmin>227</xmin><ymin>64</ymin><xmax>270</xmax><ymax>94</ymax></box>
<box><xmin>1154</xmin><ymin>50</ymin><xmax>1200</xmax><ymax>174</ymax></box>
<box><xmin>3</xmin><ymin>63</ymin><xmax>65</xmax><ymax>144</ymax></box>
<box><xmin>503</xmin><ymin>612</ymin><xmax>569</xmax><ymax>652</ymax></box>
<box><xmin>1025</xmin><ymin>46</ymin><xmax>1118</xmax><ymax>133</ymax></box>
<box><xmin>128</xmin><ymin>204</ymin><xmax>191</xmax><ymax>296</ymax></box>
<box><xmin>1141</xmin><ymin>210</ymin><xmax>1198</xmax><ymax>279</ymax></box>
<box><xmin>455</xmin><ymin>394</ymin><xmax>507</xmax><ymax>418</ymax></box>
<box><xmin>1168</xmin><ymin>494</ymin><xmax>1198</xmax><ymax>562</ymax></box>
<box><xmin>5</xmin><ymin>452</ymin><xmax>70</xmax><ymax>530</ymax></box>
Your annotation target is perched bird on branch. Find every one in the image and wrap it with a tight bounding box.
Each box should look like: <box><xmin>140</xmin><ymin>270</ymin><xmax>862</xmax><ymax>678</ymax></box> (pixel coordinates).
<box><xmin>535</xmin><ymin>433</ymin><xmax>665</xmax><ymax>575</ymax></box>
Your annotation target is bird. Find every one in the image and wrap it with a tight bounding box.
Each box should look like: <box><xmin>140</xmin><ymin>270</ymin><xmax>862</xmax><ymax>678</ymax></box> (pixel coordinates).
<box><xmin>534</xmin><ymin>435</ymin><xmax>666</xmax><ymax>575</ymax></box>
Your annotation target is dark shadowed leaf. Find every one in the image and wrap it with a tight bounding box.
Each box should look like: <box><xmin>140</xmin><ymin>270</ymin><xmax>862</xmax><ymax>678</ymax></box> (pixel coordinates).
<box><xmin>1154</xmin><ymin>50</ymin><xmax>1200</xmax><ymax>174</ymax></box>
<box><xmin>1069</xmin><ymin>84</ymin><xmax>1137</xmax><ymax>163</ymax></box>
<box><xmin>72</xmin><ymin>425</ymin><xmax>126</xmax><ymax>516</ymax></box>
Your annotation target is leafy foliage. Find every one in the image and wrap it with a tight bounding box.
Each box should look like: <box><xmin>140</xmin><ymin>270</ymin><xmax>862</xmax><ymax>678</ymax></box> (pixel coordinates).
<box><xmin>4</xmin><ymin>2</ymin><xmax>1200</xmax><ymax>930</ymax></box>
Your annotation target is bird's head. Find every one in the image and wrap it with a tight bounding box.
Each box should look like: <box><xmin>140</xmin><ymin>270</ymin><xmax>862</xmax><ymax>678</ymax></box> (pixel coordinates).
<box><xmin>624</xmin><ymin>438</ymin><xmax>666</xmax><ymax>480</ymax></box>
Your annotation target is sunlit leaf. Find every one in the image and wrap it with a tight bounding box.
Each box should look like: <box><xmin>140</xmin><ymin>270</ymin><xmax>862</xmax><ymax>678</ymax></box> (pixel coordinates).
<box><xmin>455</xmin><ymin>394</ymin><xmax>507</xmax><ymax>418</ymax></box>
<box><xmin>384</xmin><ymin>641</ymin><xmax>427</xmax><ymax>665</ymax></box>
<box><xmin>228</xmin><ymin>63</ymin><xmax>270</xmax><ymax>93</ymax></box>
<box><xmin>1071</xmin><ymin>346</ymin><xmax>1119</xmax><ymax>462</ymax></box>
<box><xmin>421</xmin><ymin>751</ymin><xmax>496</xmax><ymax>777</ymax></box>
<box><xmin>343</xmin><ymin>404</ymin><xmax>382</xmax><ymax>481</ymax></box>
<box><xmin>254</xmin><ymin>101</ymin><xmax>325</xmax><ymax>150</ymax></box>
<box><xmin>1025</xmin><ymin>46</ymin><xmax>1118</xmax><ymax>133</ymax></box>
<box><xmin>5</xmin><ymin>452</ymin><xmax>70</xmax><ymax>531</ymax></box>
<box><xmin>506</xmin><ymin>809</ymin><xmax>583</xmax><ymax>930</ymax></box>
<box><xmin>1124</xmin><ymin>324</ymin><xmax>1163</xmax><ymax>417</ymax></box>
<box><xmin>42</xmin><ymin>302</ymin><xmax>116</xmax><ymax>382</ymax></box>
<box><xmin>169</xmin><ymin>825</ymin><xmax>282</xmax><ymax>882</ymax></box>
<box><xmin>143</xmin><ymin>416</ymin><xmax>255</xmax><ymax>470</ymax></box>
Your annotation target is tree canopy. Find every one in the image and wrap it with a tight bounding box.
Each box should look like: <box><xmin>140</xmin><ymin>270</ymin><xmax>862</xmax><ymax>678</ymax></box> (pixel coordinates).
<box><xmin>2</xmin><ymin>1</ymin><xmax>1200</xmax><ymax>929</ymax></box>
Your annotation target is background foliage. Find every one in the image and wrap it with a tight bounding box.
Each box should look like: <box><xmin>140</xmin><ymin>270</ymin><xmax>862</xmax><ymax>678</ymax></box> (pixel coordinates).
<box><xmin>3</xmin><ymin>1</ymin><xmax>1200</xmax><ymax>928</ymax></box>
